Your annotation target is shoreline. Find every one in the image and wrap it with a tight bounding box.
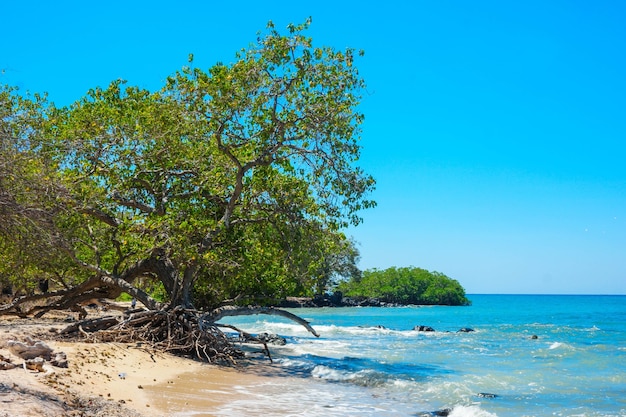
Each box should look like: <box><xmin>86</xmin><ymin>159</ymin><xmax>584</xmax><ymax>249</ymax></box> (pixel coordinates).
<box><xmin>277</xmin><ymin>294</ymin><xmax>471</xmax><ymax>308</ymax></box>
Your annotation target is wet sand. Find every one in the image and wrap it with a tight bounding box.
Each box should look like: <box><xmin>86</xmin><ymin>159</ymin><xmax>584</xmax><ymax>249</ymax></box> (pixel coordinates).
<box><xmin>146</xmin><ymin>365</ymin><xmax>272</xmax><ymax>416</ymax></box>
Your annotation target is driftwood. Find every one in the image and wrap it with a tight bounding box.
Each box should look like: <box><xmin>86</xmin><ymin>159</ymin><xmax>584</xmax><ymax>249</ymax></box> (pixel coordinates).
<box><xmin>2</xmin><ymin>337</ymin><xmax>65</xmax><ymax>373</ymax></box>
<box><xmin>59</xmin><ymin>316</ymin><xmax>120</xmax><ymax>334</ymax></box>
<box><xmin>50</xmin><ymin>352</ymin><xmax>68</xmax><ymax>368</ymax></box>
<box><xmin>24</xmin><ymin>357</ymin><xmax>45</xmax><ymax>372</ymax></box>
<box><xmin>0</xmin><ymin>354</ymin><xmax>16</xmax><ymax>370</ymax></box>
<box><xmin>6</xmin><ymin>337</ymin><xmax>54</xmax><ymax>360</ymax></box>
<box><xmin>216</xmin><ymin>323</ymin><xmax>275</xmax><ymax>362</ymax></box>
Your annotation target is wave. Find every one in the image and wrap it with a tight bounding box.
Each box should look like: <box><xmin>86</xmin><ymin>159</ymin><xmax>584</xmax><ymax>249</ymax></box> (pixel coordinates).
<box><xmin>221</xmin><ymin>317</ymin><xmax>481</xmax><ymax>338</ymax></box>
<box><xmin>311</xmin><ymin>365</ymin><xmax>385</xmax><ymax>387</ymax></box>
<box><xmin>548</xmin><ymin>341</ymin><xmax>563</xmax><ymax>350</ymax></box>
<box><xmin>168</xmin><ymin>298</ymin><xmax>626</xmax><ymax>417</ymax></box>
<box><xmin>274</xmin><ymin>352</ymin><xmax>448</xmax><ymax>389</ymax></box>
<box><xmin>448</xmin><ymin>405</ymin><xmax>498</xmax><ymax>417</ymax></box>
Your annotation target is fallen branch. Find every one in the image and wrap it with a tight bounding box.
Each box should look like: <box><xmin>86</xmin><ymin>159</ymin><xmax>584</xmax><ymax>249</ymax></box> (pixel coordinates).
<box><xmin>6</xmin><ymin>337</ymin><xmax>53</xmax><ymax>360</ymax></box>
<box><xmin>59</xmin><ymin>316</ymin><xmax>120</xmax><ymax>334</ymax></box>
<box><xmin>201</xmin><ymin>305</ymin><xmax>320</xmax><ymax>337</ymax></box>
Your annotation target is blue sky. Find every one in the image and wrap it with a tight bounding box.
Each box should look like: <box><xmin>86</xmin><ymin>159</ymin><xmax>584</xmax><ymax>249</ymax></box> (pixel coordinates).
<box><xmin>3</xmin><ymin>1</ymin><xmax>625</xmax><ymax>294</ymax></box>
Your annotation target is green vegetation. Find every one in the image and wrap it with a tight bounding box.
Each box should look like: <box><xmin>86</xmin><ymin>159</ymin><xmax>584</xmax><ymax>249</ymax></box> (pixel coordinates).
<box><xmin>0</xmin><ymin>20</ymin><xmax>376</xmax><ymax>314</ymax></box>
<box><xmin>337</xmin><ymin>267</ymin><xmax>471</xmax><ymax>306</ymax></box>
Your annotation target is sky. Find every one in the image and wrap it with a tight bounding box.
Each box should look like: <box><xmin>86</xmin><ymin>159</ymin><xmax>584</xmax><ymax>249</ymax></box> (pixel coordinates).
<box><xmin>2</xmin><ymin>1</ymin><xmax>625</xmax><ymax>294</ymax></box>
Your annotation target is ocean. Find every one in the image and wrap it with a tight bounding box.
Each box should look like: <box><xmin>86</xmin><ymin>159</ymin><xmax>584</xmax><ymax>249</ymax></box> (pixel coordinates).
<box><xmin>164</xmin><ymin>295</ymin><xmax>626</xmax><ymax>416</ymax></box>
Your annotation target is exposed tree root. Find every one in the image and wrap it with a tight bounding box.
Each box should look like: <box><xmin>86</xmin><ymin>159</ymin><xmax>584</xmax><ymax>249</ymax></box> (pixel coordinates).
<box><xmin>55</xmin><ymin>305</ymin><xmax>319</xmax><ymax>365</ymax></box>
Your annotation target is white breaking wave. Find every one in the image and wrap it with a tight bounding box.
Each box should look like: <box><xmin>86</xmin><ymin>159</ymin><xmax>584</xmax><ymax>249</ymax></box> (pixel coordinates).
<box><xmin>449</xmin><ymin>405</ymin><xmax>498</xmax><ymax>417</ymax></box>
<box><xmin>549</xmin><ymin>341</ymin><xmax>563</xmax><ymax>349</ymax></box>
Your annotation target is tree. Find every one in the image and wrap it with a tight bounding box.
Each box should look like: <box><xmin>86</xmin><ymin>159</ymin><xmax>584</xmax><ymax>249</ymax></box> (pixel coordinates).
<box><xmin>0</xmin><ymin>19</ymin><xmax>375</xmax><ymax>323</ymax></box>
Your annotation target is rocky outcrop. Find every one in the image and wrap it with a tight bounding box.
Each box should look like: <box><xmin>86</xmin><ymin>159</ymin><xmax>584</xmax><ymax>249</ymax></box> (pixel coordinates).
<box><xmin>413</xmin><ymin>325</ymin><xmax>436</xmax><ymax>332</ymax></box>
<box><xmin>256</xmin><ymin>332</ymin><xmax>287</xmax><ymax>346</ymax></box>
<box><xmin>476</xmin><ymin>392</ymin><xmax>499</xmax><ymax>398</ymax></box>
<box><xmin>278</xmin><ymin>293</ymin><xmax>402</xmax><ymax>308</ymax></box>
<box><xmin>457</xmin><ymin>327</ymin><xmax>475</xmax><ymax>333</ymax></box>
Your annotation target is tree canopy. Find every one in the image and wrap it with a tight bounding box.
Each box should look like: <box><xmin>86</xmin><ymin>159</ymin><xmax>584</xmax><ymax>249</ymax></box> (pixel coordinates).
<box><xmin>336</xmin><ymin>267</ymin><xmax>471</xmax><ymax>306</ymax></box>
<box><xmin>0</xmin><ymin>19</ymin><xmax>375</xmax><ymax>316</ymax></box>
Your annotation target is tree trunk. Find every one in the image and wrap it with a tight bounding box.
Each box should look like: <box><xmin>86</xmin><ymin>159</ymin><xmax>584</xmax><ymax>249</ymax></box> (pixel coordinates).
<box><xmin>178</xmin><ymin>264</ymin><xmax>198</xmax><ymax>308</ymax></box>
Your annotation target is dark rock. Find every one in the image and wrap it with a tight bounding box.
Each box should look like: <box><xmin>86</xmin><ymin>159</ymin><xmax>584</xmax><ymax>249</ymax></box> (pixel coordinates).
<box><xmin>416</xmin><ymin>409</ymin><xmax>452</xmax><ymax>416</ymax></box>
<box><xmin>476</xmin><ymin>392</ymin><xmax>499</xmax><ymax>398</ymax></box>
<box><xmin>531</xmin><ymin>334</ymin><xmax>538</xmax><ymax>339</ymax></box>
<box><xmin>343</xmin><ymin>297</ymin><xmax>378</xmax><ymax>307</ymax></box>
<box><xmin>413</xmin><ymin>325</ymin><xmax>436</xmax><ymax>332</ymax></box>
<box><xmin>353</xmin><ymin>298</ymin><xmax>382</xmax><ymax>307</ymax></box>
<box><xmin>312</xmin><ymin>294</ymin><xmax>332</xmax><ymax>307</ymax></box>
<box><xmin>256</xmin><ymin>332</ymin><xmax>287</xmax><ymax>346</ymax></box>
<box><xmin>279</xmin><ymin>297</ymin><xmax>317</xmax><ymax>308</ymax></box>
<box><xmin>278</xmin><ymin>298</ymin><xmax>305</xmax><ymax>308</ymax></box>
<box><xmin>276</xmin><ymin>294</ymin><xmax>456</xmax><ymax>309</ymax></box>
<box><xmin>340</xmin><ymin>297</ymin><xmax>360</xmax><ymax>307</ymax></box>
<box><xmin>458</xmin><ymin>327</ymin><xmax>475</xmax><ymax>333</ymax></box>
<box><xmin>329</xmin><ymin>291</ymin><xmax>343</xmax><ymax>305</ymax></box>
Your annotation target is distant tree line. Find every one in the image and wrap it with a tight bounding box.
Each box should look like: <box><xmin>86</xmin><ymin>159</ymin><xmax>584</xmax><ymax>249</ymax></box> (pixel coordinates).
<box><xmin>336</xmin><ymin>267</ymin><xmax>471</xmax><ymax>306</ymax></box>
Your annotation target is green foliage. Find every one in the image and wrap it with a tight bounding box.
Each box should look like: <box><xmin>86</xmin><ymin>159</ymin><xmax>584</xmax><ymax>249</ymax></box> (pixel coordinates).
<box><xmin>337</xmin><ymin>267</ymin><xmax>471</xmax><ymax>306</ymax></box>
<box><xmin>0</xmin><ymin>20</ymin><xmax>375</xmax><ymax>308</ymax></box>
<box><xmin>0</xmin><ymin>85</ymin><xmax>85</xmax><ymax>295</ymax></box>
<box><xmin>191</xmin><ymin>222</ymin><xmax>361</xmax><ymax>308</ymax></box>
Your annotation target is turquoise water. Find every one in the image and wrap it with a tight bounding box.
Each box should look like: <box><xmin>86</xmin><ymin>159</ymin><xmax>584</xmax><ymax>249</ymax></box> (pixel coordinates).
<box><xmin>200</xmin><ymin>295</ymin><xmax>626</xmax><ymax>416</ymax></box>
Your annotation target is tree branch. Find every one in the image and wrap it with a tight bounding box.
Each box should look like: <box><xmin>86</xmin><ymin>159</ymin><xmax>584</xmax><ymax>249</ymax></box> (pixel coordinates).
<box><xmin>79</xmin><ymin>206</ymin><xmax>120</xmax><ymax>227</ymax></box>
<box><xmin>200</xmin><ymin>305</ymin><xmax>319</xmax><ymax>337</ymax></box>
<box><xmin>111</xmin><ymin>191</ymin><xmax>155</xmax><ymax>214</ymax></box>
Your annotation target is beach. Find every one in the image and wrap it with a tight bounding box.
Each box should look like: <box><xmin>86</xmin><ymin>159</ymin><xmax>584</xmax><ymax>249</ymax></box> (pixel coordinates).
<box><xmin>0</xmin><ymin>309</ymin><xmax>270</xmax><ymax>417</ymax></box>
<box><xmin>2</xmin><ymin>295</ymin><xmax>625</xmax><ymax>417</ymax></box>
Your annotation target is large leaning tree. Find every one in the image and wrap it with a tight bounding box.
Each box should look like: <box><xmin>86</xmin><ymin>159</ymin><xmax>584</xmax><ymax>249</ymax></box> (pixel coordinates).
<box><xmin>0</xmin><ymin>20</ymin><xmax>375</xmax><ymax>358</ymax></box>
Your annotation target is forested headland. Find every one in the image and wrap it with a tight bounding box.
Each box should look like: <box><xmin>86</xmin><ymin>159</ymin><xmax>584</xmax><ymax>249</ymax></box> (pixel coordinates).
<box><xmin>336</xmin><ymin>267</ymin><xmax>471</xmax><ymax>306</ymax></box>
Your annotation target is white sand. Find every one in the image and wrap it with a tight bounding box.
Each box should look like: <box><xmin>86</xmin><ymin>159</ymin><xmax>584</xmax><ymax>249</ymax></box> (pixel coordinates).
<box><xmin>0</xmin><ymin>313</ymin><xmax>270</xmax><ymax>416</ymax></box>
